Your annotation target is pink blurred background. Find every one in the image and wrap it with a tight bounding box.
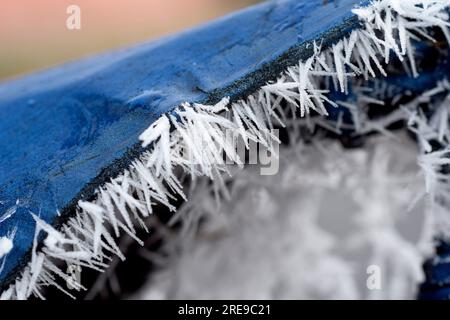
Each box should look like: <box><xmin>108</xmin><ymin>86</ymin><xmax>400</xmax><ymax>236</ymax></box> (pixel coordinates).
<box><xmin>0</xmin><ymin>0</ymin><xmax>258</xmax><ymax>80</ymax></box>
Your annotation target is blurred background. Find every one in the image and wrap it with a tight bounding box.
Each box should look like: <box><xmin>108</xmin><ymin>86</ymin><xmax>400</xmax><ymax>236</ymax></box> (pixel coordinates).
<box><xmin>0</xmin><ymin>0</ymin><xmax>260</xmax><ymax>81</ymax></box>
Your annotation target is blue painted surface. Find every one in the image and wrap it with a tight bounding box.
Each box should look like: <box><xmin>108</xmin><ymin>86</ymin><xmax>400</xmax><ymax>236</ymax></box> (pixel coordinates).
<box><xmin>420</xmin><ymin>242</ymin><xmax>450</xmax><ymax>300</ymax></box>
<box><xmin>0</xmin><ymin>0</ymin><xmax>369</xmax><ymax>286</ymax></box>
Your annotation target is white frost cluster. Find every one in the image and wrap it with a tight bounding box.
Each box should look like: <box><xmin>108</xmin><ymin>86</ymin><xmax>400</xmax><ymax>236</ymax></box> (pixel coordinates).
<box><xmin>1</xmin><ymin>0</ymin><xmax>450</xmax><ymax>299</ymax></box>
<box><xmin>0</xmin><ymin>228</ymin><xmax>17</xmax><ymax>277</ymax></box>
<box><xmin>262</xmin><ymin>0</ymin><xmax>450</xmax><ymax>117</ymax></box>
<box><xmin>135</xmin><ymin>134</ymin><xmax>429</xmax><ymax>300</ymax></box>
<box><xmin>0</xmin><ymin>238</ymin><xmax>13</xmax><ymax>259</ymax></box>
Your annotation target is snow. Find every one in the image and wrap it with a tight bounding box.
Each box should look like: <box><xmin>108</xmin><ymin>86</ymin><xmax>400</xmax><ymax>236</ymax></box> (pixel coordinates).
<box><xmin>0</xmin><ymin>237</ymin><xmax>13</xmax><ymax>259</ymax></box>
<box><xmin>134</xmin><ymin>133</ymin><xmax>430</xmax><ymax>300</ymax></box>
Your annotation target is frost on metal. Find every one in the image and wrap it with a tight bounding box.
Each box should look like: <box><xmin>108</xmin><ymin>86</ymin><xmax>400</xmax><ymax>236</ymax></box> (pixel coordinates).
<box><xmin>136</xmin><ymin>81</ymin><xmax>450</xmax><ymax>301</ymax></box>
<box><xmin>135</xmin><ymin>134</ymin><xmax>428</xmax><ymax>300</ymax></box>
<box><xmin>1</xmin><ymin>0</ymin><xmax>450</xmax><ymax>299</ymax></box>
<box><xmin>0</xmin><ymin>228</ymin><xmax>16</xmax><ymax>276</ymax></box>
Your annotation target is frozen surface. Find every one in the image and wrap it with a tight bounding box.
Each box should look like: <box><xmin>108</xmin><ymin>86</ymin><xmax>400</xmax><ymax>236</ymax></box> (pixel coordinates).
<box><xmin>135</xmin><ymin>133</ymin><xmax>431</xmax><ymax>300</ymax></box>
<box><xmin>0</xmin><ymin>0</ymin><xmax>366</xmax><ymax>284</ymax></box>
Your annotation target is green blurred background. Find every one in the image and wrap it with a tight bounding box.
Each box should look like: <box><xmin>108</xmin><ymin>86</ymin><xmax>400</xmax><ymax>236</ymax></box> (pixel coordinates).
<box><xmin>0</xmin><ymin>0</ymin><xmax>259</xmax><ymax>81</ymax></box>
